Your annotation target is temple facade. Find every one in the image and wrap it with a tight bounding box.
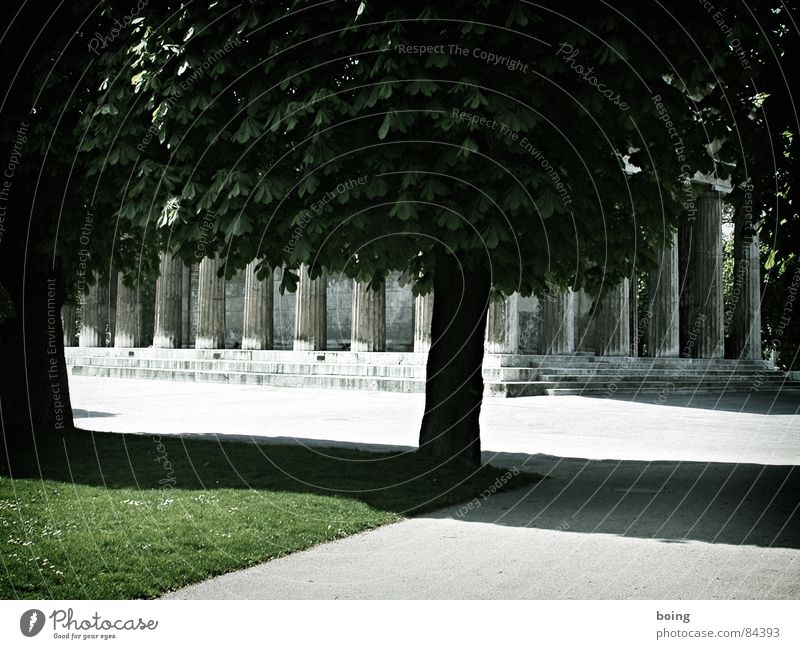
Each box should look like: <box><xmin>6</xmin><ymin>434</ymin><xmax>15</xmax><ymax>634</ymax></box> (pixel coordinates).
<box><xmin>67</xmin><ymin>181</ymin><xmax>762</xmax><ymax>362</ymax></box>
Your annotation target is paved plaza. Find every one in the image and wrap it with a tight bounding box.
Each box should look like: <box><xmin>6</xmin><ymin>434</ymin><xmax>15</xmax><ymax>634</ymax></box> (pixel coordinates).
<box><xmin>71</xmin><ymin>377</ymin><xmax>800</xmax><ymax>599</ymax></box>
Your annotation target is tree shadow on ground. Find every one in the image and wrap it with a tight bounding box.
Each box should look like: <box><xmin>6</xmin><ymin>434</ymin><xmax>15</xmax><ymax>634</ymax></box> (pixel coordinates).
<box><xmin>586</xmin><ymin>387</ymin><xmax>800</xmax><ymax>415</ymax></box>
<box><xmin>72</xmin><ymin>409</ymin><xmax>117</xmax><ymax>418</ymax></box>
<box><xmin>427</xmin><ymin>451</ymin><xmax>800</xmax><ymax>550</ymax></box>
<box><xmin>3</xmin><ymin>428</ymin><xmax>536</xmax><ymax>518</ymax></box>
<box><xmin>143</xmin><ymin>433</ymin><xmax>799</xmax><ymax>551</ymax></box>
<box><xmin>12</xmin><ymin>428</ymin><xmax>797</xmax><ymax>550</ymax></box>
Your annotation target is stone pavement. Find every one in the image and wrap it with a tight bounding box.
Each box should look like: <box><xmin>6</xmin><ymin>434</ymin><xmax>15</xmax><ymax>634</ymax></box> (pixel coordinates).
<box><xmin>70</xmin><ymin>376</ymin><xmax>800</xmax><ymax>599</ymax></box>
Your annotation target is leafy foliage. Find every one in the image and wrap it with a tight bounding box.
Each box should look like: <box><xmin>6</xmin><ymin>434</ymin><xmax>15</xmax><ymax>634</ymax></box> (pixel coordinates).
<box><xmin>3</xmin><ymin>1</ymin><xmax>795</xmax><ymax>360</ymax></box>
<box><xmin>79</xmin><ymin>0</ymin><xmax>774</xmax><ymax>301</ymax></box>
<box><xmin>0</xmin><ymin>2</ymin><xmax>158</xmax><ymax>300</ymax></box>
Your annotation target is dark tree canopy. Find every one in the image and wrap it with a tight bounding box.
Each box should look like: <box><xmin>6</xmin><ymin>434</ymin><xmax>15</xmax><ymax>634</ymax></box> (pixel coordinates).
<box><xmin>79</xmin><ymin>0</ymin><xmax>771</xmax><ymax>297</ymax></box>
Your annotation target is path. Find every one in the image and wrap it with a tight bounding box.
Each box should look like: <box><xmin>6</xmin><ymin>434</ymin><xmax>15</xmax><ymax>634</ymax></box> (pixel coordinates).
<box><xmin>69</xmin><ymin>377</ymin><xmax>800</xmax><ymax>599</ymax></box>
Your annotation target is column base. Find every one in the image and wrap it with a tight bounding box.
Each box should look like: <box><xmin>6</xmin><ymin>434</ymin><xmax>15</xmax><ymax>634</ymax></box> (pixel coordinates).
<box><xmin>195</xmin><ymin>336</ymin><xmax>224</xmax><ymax>350</ymax></box>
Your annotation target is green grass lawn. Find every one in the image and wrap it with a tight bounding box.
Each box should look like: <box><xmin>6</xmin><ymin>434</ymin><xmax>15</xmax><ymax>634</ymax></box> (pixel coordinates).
<box><xmin>0</xmin><ymin>429</ymin><xmax>537</xmax><ymax>599</ymax></box>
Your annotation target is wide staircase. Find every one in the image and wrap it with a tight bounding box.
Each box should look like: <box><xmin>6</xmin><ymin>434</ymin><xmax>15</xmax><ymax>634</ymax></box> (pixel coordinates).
<box><xmin>482</xmin><ymin>354</ymin><xmax>792</xmax><ymax>397</ymax></box>
<box><xmin>66</xmin><ymin>348</ymin><xmax>796</xmax><ymax>398</ymax></box>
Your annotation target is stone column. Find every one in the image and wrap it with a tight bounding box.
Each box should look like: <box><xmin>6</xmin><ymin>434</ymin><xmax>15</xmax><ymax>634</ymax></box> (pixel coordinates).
<box><xmin>730</xmin><ymin>209</ymin><xmax>761</xmax><ymax>359</ymax></box>
<box><xmin>351</xmin><ymin>280</ymin><xmax>386</xmax><ymax>352</ymax></box>
<box><xmin>181</xmin><ymin>264</ymin><xmax>192</xmax><ymax>348</ymax></box>
<box><xmin>648</xmin><ymin>232</ymin><xmax>680</xmax><ymax>357</ymax></box>
<box><xmin>574</xmin><ymin>289</ymin><xmax>596</xmax><ymax>352</ymax></box>
<box><xmin>107</xmin><ymin>270</ymin><xmax>117</xmax><ymax>347</ymax></box>
<box><xmin>413</xmin><ymin>292</ymin><xmax>433</xmax><ymax>353</ymax></box>
<box><xmin>79</xmin><ymin>276</ymin><xmax>104</xmax><ymax>347</ymax></box>
<box><xmin>538</xmin><ymin>289</ymin><xmax>575</xmax><ymax>354</ymax></box>
<box><xmin>196</xmin><ymin>254</ymin><xmax>226</xmax><ymax>349</ymax></box>
<box><xmin>293</xmin><ymin>264</ymin><xmax>326</xmax><ymax>351</ymax></box>
<box><xmin>679</xmin><ymin>190</ymin><xmax>725</xmax><ymax>358</ymax></box>
<box><xmin>114</xmin><ymin>275</ymin><xmax>141</xmax><ymax>347</ymax></box>
<box><xmin>242</xmin><ymin>261</ymin><xmax>274</xmax><ymax>350</ymax></box>
<box><xmin>594</xmin><ymin>279</ymin><xmax>631</xmax><ymax>356</ymax></box>
<box><xmin>61</xmin><ymin>303</ymin><xmax>77</xmax><ymax>347</ymax></box>
<box><xmin>629</xmin><ymin>272</ymin><xmax>639</xmax><ymax>356</ymax></box>
<box><xmin>485</xmin><ymin>294</ymin><xmax>519</xmax><ymax>353</ymax></box>
<box><xmin>153</xmin><ymin>252</ymin><xmax>183</xmax><ymax>348</ymax></box>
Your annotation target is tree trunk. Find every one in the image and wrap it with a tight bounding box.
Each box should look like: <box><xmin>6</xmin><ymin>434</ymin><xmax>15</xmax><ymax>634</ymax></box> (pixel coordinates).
<box><xmin>418</xmin><ymin>248</ymin><xmax>491</xmax><ymax>467</ymax></box>
<box><xmin>0</xmin><ymin>269</ymin><xmax>72</xmax><ymax>474</ymax></box>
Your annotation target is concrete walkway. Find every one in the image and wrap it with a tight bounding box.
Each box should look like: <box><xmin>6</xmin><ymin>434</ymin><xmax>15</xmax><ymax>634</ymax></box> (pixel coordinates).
<box><xmin>70</xmin><ymin>376</ymin><xmax>800</xmax><ymax>599</ymax></box>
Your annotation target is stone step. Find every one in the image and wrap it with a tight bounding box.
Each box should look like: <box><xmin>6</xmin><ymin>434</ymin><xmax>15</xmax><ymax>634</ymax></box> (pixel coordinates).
<box><xmin>70</xmin><ymin>365</ymin><xmax>427</xmax><ymax>393</ymax></box>
<box><xmin>66</xmin><ymin>348</ymin><xmax>425</xmax><ymax>365</ymax></box>
<box><xmin>67</xmin><ymin>356</ymin><xmax>427</xmax><ymax>379</ymax></box>
<box><xmin>65</xmin><ymin>356</ymin><xmax>777</xmax><ymax>382</ymax></box>
<box><xmin>65</xmin><ymin>349</ymin><xmax>793</xmax><ymax>399</ymax></box>
<box><xmin>70</xmin><ymin>364</ymin><xmax>796</xmax><ymax>398</ymax></box>
<box><xmin>484</xmin><ymin>354</ymin><xmax>769</xmax><ymax>369</ymax></box>
<box><xmin>543</xmin><ymin>380</ymin><xmax>781</xmax><ymax>392</ymax></box>
<box><xmin>486</xmin><ymin>368</ymin><xmax>781</xmax><ymax>382</ymax></box>
<box><xmin>524</xmin><ymin>361</ymin><xmax>770</xmax><ymax>371</ymax></box>
<box><xmin>73</xmin><ymin>358</ymin><xmax>781</xmax><ymax>384</ymax></box>
<box><xmin>535</xmin><ymin>369</ymin><xmax>779</xmax><ymax>379</ymax></box>
<box><xmin>68</xmin><ymin>348</ymin><xmax>770</xmax><ymax>370</ymax></box>
<box><xmin>493</xmin><ymin>382</ymin><xmax>792</xmax><ymax>398</ymax></box>
<box><xmin>485</xmin><ymin>382</ymin><xmax>550</xmax><ymax>397</ymax></box>
<box><xmin>538</xmin><ymin>373</ymin><xmax>786</xmax><ymax>384</ymax></box>
<box><xmin>71</xmin><ymin>364</ymin><xmax>544</xmax><ymax>397</ymax></box>
<box><xmin>543</xmin><ymin>386</ymin><xmax>785</xmax><ymax>396</ymax></box>
<box><xmin>484</xmin><ymin>367</ymin><xmax>538</xmax><ymax>381</ymax></box>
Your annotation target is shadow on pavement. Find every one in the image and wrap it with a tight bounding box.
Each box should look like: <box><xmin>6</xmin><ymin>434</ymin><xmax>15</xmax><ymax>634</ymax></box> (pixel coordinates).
<box><xmin>13</xmin><ymin>427</ymin><xmax>796</xmax><ymax>551</ymax></box>
<box><xmin>427</xmin><ymin>451</ymin><xmax>800</xmax><ymax>550</ymax></box>
<box><xmin>580</xmin><ymin>387</ymin><xmax>800</xmax><ymax>415</ymax></box>
<box><xmin>72</xmin><ymin>409</ymin><xmax>118</xmax><ymax>418</ymax></box>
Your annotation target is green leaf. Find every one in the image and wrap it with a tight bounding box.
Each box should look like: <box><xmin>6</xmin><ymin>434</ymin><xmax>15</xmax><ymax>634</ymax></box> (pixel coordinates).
<box><xmin>280</xmin><ymin>269</ymin><xmax>299</xmax><ymax>294</ymax></box>
<box><xmin>406</xmin><ymin>80</ymin><xmax>437</xmax><ymax>97</ymax></box>
<box><xmin>298</xmin><ymin>175</ymin><xmax>319</xmax><ymax>197</ymax></box>
<box><xmin>444</xmin><ymin>212</ymin><xmax>461</xmax><ymax>231</ymax></box>
<box><xmin>389</xmin><ymin>200</ymin><xmax>416</xmax><ymax>221</ymax></box>
<box><xmin>538</xmin><ymin>194</ymin><xmax>554</xmax><ymax>219</ymax></box>
<box><xmin>484</xmin><ymin>226</ymin><xmax>499</xmax><ymax>249</ymax></box>
<box><xmin>378</xmin><ymin>113</ymin><xmax>393</xmax><ymax>140</ymax></box>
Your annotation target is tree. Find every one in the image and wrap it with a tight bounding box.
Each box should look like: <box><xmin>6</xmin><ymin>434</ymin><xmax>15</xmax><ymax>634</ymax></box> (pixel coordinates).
<box><xmin>0</xmin><ymin>2</ymin><xmax>153</xmax><ymax>471</ymax></box>
<box><xmin>77</xmin><ymin>0</ymin><xmax>785</xmax><ymax>466</ymax></box>
<box><xmin>722</xmin><ymin>1</ymin><xmax>800</xmax><ymax>370</ymax></box>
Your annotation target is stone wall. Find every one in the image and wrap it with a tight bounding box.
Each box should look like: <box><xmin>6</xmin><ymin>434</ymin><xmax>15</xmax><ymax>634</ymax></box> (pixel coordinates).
<box><xmin>273</xmin><ymin>267</ymin><xmax>296</xmax><ymax>350</ymax></box>
<box><xmin>322</xmin><ymin>272</ymin><xmax>413</xmax><ymax>351</ymax></box>
<box><xmin>575</xmin><ymin>290</ymin><xmax>596</xmax><ymax>352</ymax></box>
<box><xmin>386</xmin><ymin>273</ymin><xmax>413</xmax><ymax>351</ymax></box>
<box><xmin>225</xmin><ymin>272</ymin><xmax>245</xmax><ymax>347</ymax></box>
<box><xmin>326</xmin><ymin>274</ymin><xmax>352</xmax><ymax>350</ymax></box>
<box><xmin>517</xmin><ymin>295</ymin><xmax>538</xmax><ymax>353</ymax></box>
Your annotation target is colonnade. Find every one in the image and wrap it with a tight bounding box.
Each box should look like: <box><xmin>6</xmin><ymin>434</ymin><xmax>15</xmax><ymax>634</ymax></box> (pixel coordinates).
<box><xmin>69</xmin><ymin>185</ymin><xmax>761</xmax><ymax>359</ymax></box>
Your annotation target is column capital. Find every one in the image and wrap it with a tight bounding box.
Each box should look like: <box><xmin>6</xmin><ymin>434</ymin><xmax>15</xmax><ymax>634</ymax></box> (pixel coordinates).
<box><xmin>692</xmin><ymin>173</ymin><xmax>733</xmax><ymax>194</ymax></box>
